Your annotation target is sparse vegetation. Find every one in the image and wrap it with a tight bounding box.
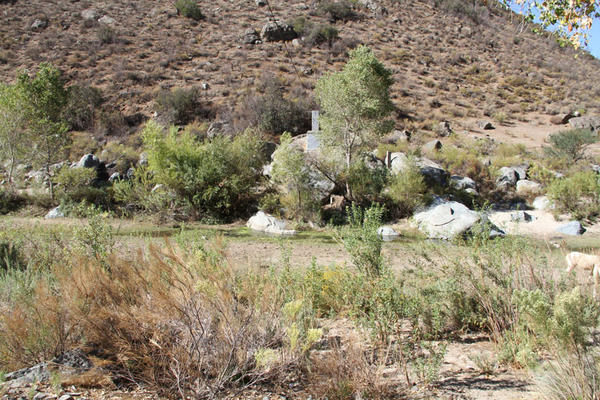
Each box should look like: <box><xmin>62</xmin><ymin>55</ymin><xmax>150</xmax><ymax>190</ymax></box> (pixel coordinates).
<box><xmin>175</xmin><ymin>0</ymin><xmax>203</xmax><ymax>21</ymax></box>
<box><xmin>544</xmin><ymin>128</ymin><xmax>598</xmax><ymax>162</ymax></box>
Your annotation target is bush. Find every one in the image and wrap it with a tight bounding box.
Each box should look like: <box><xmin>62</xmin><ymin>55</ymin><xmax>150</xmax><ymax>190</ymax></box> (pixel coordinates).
<box><xmin>0</xmin><ymin>189</ymin><xmax>25</xmax><ymax>214</ymax></box>
<box><xmin>290</xmin><ymin>17</ymin><xmax>339</xmax><ymax>48</ymax></box>
<box><xmin>271</xmin><ymin>132</ymin><xmax>322</xmax><ymax>220</ymax></box>
<box><xmin>544</xmin><ymin>128</ymin><xmax>597</xmax><ymax>162</ymax></box>
<box><xmin>175</xmin><ymin>0</ymin><xmax>203</xmax><ymax>20</ymax></box>
<box><xmin>54</xmin><ymin>166</ymin><xmax>108</xmax><ymax>207</ymax></box>
<box><xmin>142</xmin><ymin>121</ymin><xmax>265</xmax><ymax>220</ymax></box>
<box><xmin>318</xmin><ymin>0</ymin><xmax>357</xmax><ymax>22</ymax></box>
<box><xmin>64</xmin><ymin>85</ymin><xmax>103</xmax><ymax>131</ymax></box>
<box><xmin>547</xmin><ymin>170</ymin><xmax>600</xmax><ymax>221</ymax></box>
<box><xmin>97</xmin><ymin>25</ymin><xmax>117</xmax><ymax>44</ymax></box>
<box><xmin>339</xmin><ymin>204</ymin><xmax>385</xmax><ymax>277</ymax></box>
<box><xmin>0</xmin><ymin>240</ymin><xmax>24</xmax><ymax>272</ymax></box>
<box><xmin>345</xmin><ymin>159</ymin><xmax>388</xmax><ymax>206</ymax></box>
<box><xmin>155</xmin><ymin>87</ymin><xmax>211</xmax><ymax>125</ymax></box>
<box><xmin>386</xmin><ymin>158</ymin><xmax>428</xmax><ymax>217</ymax></box>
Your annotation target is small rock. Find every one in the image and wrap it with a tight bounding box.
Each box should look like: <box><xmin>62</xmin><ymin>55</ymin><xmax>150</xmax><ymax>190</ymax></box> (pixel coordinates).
<box><xmin>451</xmin><ymin>175</ymin><xmax>476</xmax><ymax>190</ymax></box>
<box><xmin>510</xmin><ymin>211</ymin><xmax>536</xmax><ymax>222</ymax></box>
<box><xmin>201</xmin><ymin>82</ymin><xmax>209</xmax><ymax>90</ymax></box>
<box><xmin>533</xmin><ymin>196</ymin><xmax>551</xmax><ymax>210</ymax></box>
<box><xmin>80</xmin><ymin>9</ymin><xmax>98</xmax><ymax>21</ymax></box>
<box><xmin>242</xmin><ymin>28</ymin><xmax>261</xmax><ymax>45</ymax></box>
<box><xmin>31</xmin><ymin>18</ymin><xmax>48</xmax><ymax>30</ymax></box>
<box><xmin>76</xmin><ymin>154</ymin><xmax>100</xmax><ymax>169</ymax></box>
<box><xmin>247</xmin><ymin>211</ymin><xmax>296</xmax><ymax>236</ymax></box>
<box><xmin>377</xmin><ymin>226</ymin><xmax>400</xmax><ymax>241</ymax></box>
<box><xmin>260</xmin><ymin>21</ymin><xmax>297</xmax><ymax>42</ymax></box>
<box><xmin>45</xmin><ymin>206</ymin><xmax>65</xmax><ymax>219</ymax></box>
<box><xmin>256</xmin><ymin>0</ymin><xmax>267</xmax><ymax>5</ymax></box>
<box><xmin>569</xmin><ymin>115</ymin><xmax>600</xmax><ymax>131</ymax></box>
<box><xmin>556</xmin><ymin>221</ymin><xmax>586</xmax><ymax>236</ymax></box>
<box><xmin>516</xmin><ymin>180</ymin><xmax>541</xmax><ymax>195</ymax></box>
<box><xmin>138</xmin><ymin>152</ymin><xmax>148</xmax><ymax>167</ymax></box>
<box><xmin>33</xmin><ymin>393</ymin><xmax>49</xmax><ymax>400</ymax></box>
<box><xmin>58</xmin><ymin>395</ymin><xmax>73</xmax><ymax>400</ymax></box>
<box><xmin>98</xmin><ymin>15</ymin><xmax>116</xmax><ymax>25</ymax></box>
<box><xmin>437</xmin><ymin>121</ymin><xmax>452</xmax><ymax>137</ymax></box>
<box><xmin>422</xmin><ymin>139</ymin><xmax>442</xmax><ymax>153</ymax></box>
<box><xmin>477</xmin><ymin>121</ymin><xmax>495</xmax><ymax>130</ymax></box>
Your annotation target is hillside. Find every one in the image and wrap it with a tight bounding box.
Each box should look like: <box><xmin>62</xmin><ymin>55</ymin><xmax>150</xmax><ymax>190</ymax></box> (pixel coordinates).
<box><xmin>1</xmin><ymin>0</ymin><xmax>600</xmax><ymax>143</ymax></box>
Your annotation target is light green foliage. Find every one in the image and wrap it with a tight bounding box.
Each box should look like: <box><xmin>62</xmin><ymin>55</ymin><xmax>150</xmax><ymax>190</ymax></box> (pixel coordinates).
<box><xmin>316</xmin><ymin>45</ymin><xmax>394</xmax><ymax>199</ymax></box>
<box><xmin>544</xmin><ymin>128</ymin><xmax>597</xmax><ymax>162</ymax></box>
<box><xmin>142</xmin><ymin>121</ymin><xmax>265</xmax><ymax>219</ymax></box>
<box><xmin>0</xmin><ymin>83</ymin><xmax>27</xmax><ymax>184</ymax></box>
<box><xmin>271</xmin><ymin>132</ymin><xmax>320</xmax><ymax>219</ymax></box>
<box><xmin>54</xmin><ymin>166</ymin><xmax>106</xmax><ymax>206</ymax></box>
<box><xmin>547</xmin><ymin>170</ymin><xmax>600</xmax><ymax>220</ymax></box>
<box><xmin>345</xmin><ymin>159</ymin><xmax>388</xmax><ymax>206</ymax></box>
<box><xmin>15</xmin><ymin>63</ymin><xmax>71</xmax><ymax>199</ymax></box>
<box><xmin>528</xmin><ymin>162</ymin><xmax>558</xmax><ymax>187</ymax></box>
<box><xmin>413</xmin><ymin>342</ymin><xmax>447</xmax><ymax>385</ymax></box>
<box><xmin>155</xmin><ymin>87</ymin><xmax>204</xmax><ymax>125</ymax></box>
<box><xmin>339</xmin><ymin>203</ymin><xmax>385</xmax><ymax>277</ymax></box>
<box><xmin>175</xmin><ymin>0</ymin><xmax>203</xmax><ymax>20</ymax></box>
<box><xmin>386</xmin><ymin>158</ymin><xmax>427</xmax><ymax>216</ymax></box>
<box><xmin>112</xmin><ymin>167</ymin><xmax>172</xmax><ymax>216</ymax></box>
<box><xmin>73</xmin><ymin>209</ymin><xmax>115</xmax><ymax>270</ymax></box>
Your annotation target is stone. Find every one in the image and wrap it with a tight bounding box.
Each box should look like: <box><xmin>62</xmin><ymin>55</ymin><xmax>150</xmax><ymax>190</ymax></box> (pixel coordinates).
<box><xmin>516</xmin><ymin>180</ymin><xmax>542</xmax><ymax>195</ymax></box>
<box><xmin>108</xmin><ymin>172</ymin><xmax>122</xmax><ymax>182</ymax></box>
<box><xmin>477</xmin><ymin>121</ymin><xmax>495</xmax><ymax>130</ymax></box>
<box><xmin>451</xmin><ymin>175</ymin><xmax>476</xmax><ymax>190</ymax></box>
<box><xmin>256</xmin><ymin>0</ymin><xmax>267</xmax><ymax>5</ymax></box>
<box><xmin>550</xmin><ymin>111</ymin><xmax>579</xmax><ymax>125</ymax></box>
<box><xmin>76</xmin><ymin>154</ymin><xmax>100</xmax><ymax>169</ymax></box>
<box><xmin>98</xmin><ymin>15</ymin><xmax>116</xmax><ymax>25</ymax></box>
<box><xmin>569</xmin><ymin>116</ymin><xmax>600</xmax><ymax>131</ymax></box>
<box><xmin>201</xmin><ymin>82</ymin><xmax>210</xmax><ymax>90</ymax></box>
<box><xmin>291</xmin><ymin>38</ymin><xmax>302</xmax><ymax>48</ymax></box>
<box><xmin>247</xmin><ymin>211</ymin><xmax>296</xmax><ymax>235</ymax></box>
<box><xmin>81</xmin><ymin>9</ymin><xmax>98</xmax><ymax>21</ymax></box>
<box><xmin>58</xmin><ymin>395</ymin><xmax>73</xmax><ymax>400</ymax></box>
<box><xmin>382</xmin><ymin>130</ymin><xmax>410</xmax><ymax>144</ymax></box>
<box><xmin>45</xmin><ymin>206</ymin><xmax>65</xmax><ymax>219</ymax></box>
<box><xmin>207</xmin><ymin>120</ymin><xmax>231</xmax><ymax>138</ymax></box>
<box><xmin>242</xmin><ymin>28</ymin><xmax>261</xmax><ymax>45</ymax></box>
<box><xmin>533</xmin><ymin>196</ymin><xmax>551</xmax><ymax>210</ymax></box>
<box><xmin>377</xmin><ymin>226</ymin><xmax>400</xmax><ymax>241</ymax></box>
<box><xmin>138</xmin><ymin>152</ymin><xmax>148</xmax><ymax>167</ymax></box>
<box><xmin>262</xmin><ymin>163</ymin><xmax>273</xmax><ymax>177</ymax></box>
<box><xmin>33</xmin><ymin>393</ymin><xmax>49</xmax><ymax>400</ymax></box>
<box><xmin>260</xmin><ymin>21</ymin><xmax>297</xmax><ymax>42</ymax></box>
<box><xmin>556</xmin><ymin>221</ymin><xmax>586</xmax><ymax>236</ymax></box>
<box><xmin>31</xmin><ymin>18</ymin><xmax>48</xmax><ymax>31</ymax></box>
<box><xmin>437</xmin><ymin>121</ymin><xmax>452</xmax><ymax>137</ymax></box>
<box><xmin>510</xmin><ymin>211</ymin><xmax>536</xmax><ymax>222</ymax></box>
<box><xmin>388</xmin><ymin>152</ymin><xmax>448</xmax><ymax>187</ymax></box>
<box><xmin>496</xmin><ymin>166</ymin><xmax>519</xmax><ymax>187</ymax></box>
<box><xmin>422</xmin><ymin>139</ymin><xmax>442</xmax><ymax>153</ymax></box>
<box><xmin>414</xmin><ymin>200</ymin><xmax>500</xmax><ymax>240</ymax></box>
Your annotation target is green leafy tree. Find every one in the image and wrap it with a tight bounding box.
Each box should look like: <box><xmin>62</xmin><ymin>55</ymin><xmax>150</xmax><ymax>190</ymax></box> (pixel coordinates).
<box><xmin>315</xmin><ymin>45</ymin><xmax>394</xmax><ymax>200</ymax></box>
<box><xmin>271</xmin><ymin>132</ymin><xmax>320</xmax><ymax>219</ymax></box>
<box><xmin>0</xmin><ymin>84</ymin><xmax>28</xmax><ymax>185</ymax></box>
<box><xmin>16</xmin><ymin>63</ymin><xmax>70</xmax><ymax>200</ymax></box>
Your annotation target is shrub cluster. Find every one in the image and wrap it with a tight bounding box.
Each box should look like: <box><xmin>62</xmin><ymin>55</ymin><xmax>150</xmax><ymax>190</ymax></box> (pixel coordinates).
<box><xmin>175</xmin><ymin>0</ymin><xmax>203</xmax><ymax>21</ymax></box>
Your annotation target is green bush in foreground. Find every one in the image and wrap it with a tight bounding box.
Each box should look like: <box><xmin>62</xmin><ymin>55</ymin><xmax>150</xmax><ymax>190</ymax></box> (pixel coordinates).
<box><xmin>544</xmin><ymin>128</ymin><xmax>597</xmax><ymax>162</ymax></box>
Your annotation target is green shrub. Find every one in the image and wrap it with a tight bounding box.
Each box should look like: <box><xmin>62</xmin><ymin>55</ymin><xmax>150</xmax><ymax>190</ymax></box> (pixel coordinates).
<box><xmin>339</xmin><ymin>204</ymin><xmax>385</xmax><ymax>277</ymax></box>
<box><xmin>234</xmin><ymin>82</ymin><xmax>314</xmax><ymax>135</ymax></box>
<box><xmin>318</xmin><ymin>0</ymin><xmax>356</xmax><ymax>21</ymax></box>
<box><xmin>544</xmin><ymin>128</ymin><xmax>597</xmax><ymax>162</ymax></box>
<box><xmin>345</xmin><ymin>159</ymin><xmax>387</xmax><ymax>206</ymax></box>
<box><xmin>434</xmin><ymin>0</ymin><xmax>488</xmax><ymax>24</ymax></box>
<box><xmin>112</xmin><ymin>167</ymin><xmax>173</xmax><ymax>217</ymax></box>
<box><xmin>0</xmin><ymin>240</ymin><xmax>24</xmax><ymax>272</ymax></box>
<box><xmin>386</xmin><ymin>158</ymin><xmax>427</xmax><ymax>217</ymax></box>
<box><xmin>175</xmin><ymin>0</ymin><xmax>203</xmax><ymax>20</ymax></box>
<box><xmin>303</xmin><ymin>23</ymin><xmax>339</xmax><ymax>47</ymax></box>
<box><xmin>0</xmin><ymin>189</ymin><xmax>25</xmax><ymax>215</ymax></box>
<box><xmin>64</xmin><ymin>85</ymin><xmax>103</xmax><ymax>131</ymax></box>
<box><xmin>547</xmin><ymin>170</ymin><xmax>600</xmax><ymax>220</ymax></box>
<box><xmin>271</xmin><ymin>132</ymin><xmax>321</xmax><ymax>220</ymax></box>
<box><xmin>97</xmin><ymin>25</ymin><xmax>117</xmax><ymax>44</ymax></box>
<box><xmin>155</xmin><ymin>87</ymin><xmax>210</xmax><ymax>125</ymax></box>
<box><xmin>54</xmin><ymin>166</ymin><xmax>108</xmax><ymax>207</ymax></box>
<box><xmin>142</xmin><ymin>121</ymin><xmax>265</xmax><ymax>220</ymax></box>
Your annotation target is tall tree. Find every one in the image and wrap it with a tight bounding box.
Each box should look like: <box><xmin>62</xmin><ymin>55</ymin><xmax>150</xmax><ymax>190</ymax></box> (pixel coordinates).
<box><xmin>16</xmin><ymin>63</ymin><xmax>70</xmax><ymax>200</ymax></box>
<box><xmin>0</xmin><ymin>84</ymin><xmax>28</xmax><ymax>185</ymax></box>
<box><xmin>315</xmin><ymin>45</ymin><xmax>393</xmax><ymax>200</ymax></box>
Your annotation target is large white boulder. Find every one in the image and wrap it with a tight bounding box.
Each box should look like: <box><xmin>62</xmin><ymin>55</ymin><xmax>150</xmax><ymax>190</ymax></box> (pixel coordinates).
<box><xmin>247</xmin><ymin>211</ymin><xmax>297</xmax><ymax>236</ymax></box>
<box><xmin>413</xmin><ymin>201</ymin><xmax>504</xmax><ymax>240</ymax></box>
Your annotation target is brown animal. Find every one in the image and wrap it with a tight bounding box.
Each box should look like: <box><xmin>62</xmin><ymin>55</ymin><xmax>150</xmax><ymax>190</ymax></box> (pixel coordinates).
<box><xmin>565</xmin><ymin>251</ymin><xmax>600</xmax><ymax>298</ymax></box>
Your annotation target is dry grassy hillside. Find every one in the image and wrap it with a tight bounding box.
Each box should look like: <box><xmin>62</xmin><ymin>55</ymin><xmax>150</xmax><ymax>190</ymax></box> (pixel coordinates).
<box><xmin>1</xmin><ymin>0</ymin><xmax>599</xmax><ymax>139</ymax></box>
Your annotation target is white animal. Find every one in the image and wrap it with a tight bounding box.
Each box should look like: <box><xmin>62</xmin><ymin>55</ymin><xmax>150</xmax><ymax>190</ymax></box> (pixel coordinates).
<box><xmin>565</xmin><ymin>251</ymin><xmax>600</xmax><ymax>298</ymax></box>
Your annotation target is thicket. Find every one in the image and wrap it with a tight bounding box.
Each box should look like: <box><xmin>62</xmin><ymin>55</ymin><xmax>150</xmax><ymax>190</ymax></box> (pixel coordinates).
<box><xmin>0</xmin><ymin>208</ymin><xmax>597</xmax><ymax>398</ymax></box>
